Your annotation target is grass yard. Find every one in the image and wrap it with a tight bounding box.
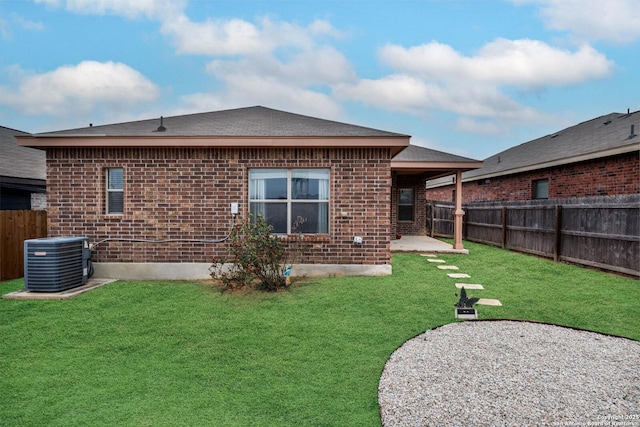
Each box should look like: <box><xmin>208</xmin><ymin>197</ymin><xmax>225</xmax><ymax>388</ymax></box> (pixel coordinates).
<box><xmin>1</xmin><ymin>241</ymin><xmax>638</xmax><ymax>426</ymax></box>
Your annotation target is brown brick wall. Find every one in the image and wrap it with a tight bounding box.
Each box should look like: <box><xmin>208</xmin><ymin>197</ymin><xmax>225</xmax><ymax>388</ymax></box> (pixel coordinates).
<box><xmin>47</xmin><ymin>146</ymin><xmax>391</xmax><ymax>266</ymax></box>
<box><xmin>425</xmin><ymin>152</ymin><xmax>639</xmax><ymax>203</ymax></box>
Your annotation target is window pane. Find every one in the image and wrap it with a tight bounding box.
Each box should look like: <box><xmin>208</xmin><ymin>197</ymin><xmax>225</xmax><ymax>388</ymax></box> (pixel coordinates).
<box><xmin>250</xmin><ymin>202</ymin><xmax>287</xmax><ymax>233</ymax></box>
<box><xmin>398</xmin><ymin>205</ymin><xmax>413</xmax><ymax>221</ymax></box>
<box><xmin>108</xmin><ymin>168</ymin><xmax>123</xmax><ymax>190</ymax></box>
<box><xmin>398</xmin><ymin>188</ymin><xmax>413</xmax><ymax>205</ymax></box>
<box><xmin>292</xmin><ymin>169</ymin><xmax>329</xmax><ymax>200</ymax></box>
<box><xmin>292</xmin><ymin>203</ymin><xmax>329</xmax><ymax>234</ymax></box>
<box><xmin>534</xmin><ymin>179</ymin><xmax>549</xmax><ymax>199</ymax></box>
<box><xmin>108</xmin><ymin>192</ymin><xmax>124</xmax><ymax>214</ymax></box>
<box><xmin>250</xmin><ymin>169</ymin><xmax>287</xmax><ymax>200</ymax></box>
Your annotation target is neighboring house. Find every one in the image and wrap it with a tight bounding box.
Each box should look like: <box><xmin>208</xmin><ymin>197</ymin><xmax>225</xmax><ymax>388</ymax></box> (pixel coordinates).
<box><xmin>18</xmin><ymin>106</ymin><xmax>481</xmax><ymax>279</ymax></box>
<box><xmin>425</xmin><ymin>111</ymin><xmax>640</xmax><ymax>202</ymax></box>
<box><xmin>0</xmin><ymin>126</ymin><xmax>46</xmax><ymax>210</ymax></box>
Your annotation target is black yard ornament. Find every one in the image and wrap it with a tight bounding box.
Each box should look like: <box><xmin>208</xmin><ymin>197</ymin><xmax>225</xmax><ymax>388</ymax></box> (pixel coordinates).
<box><xmin>454</xmin><ymin>287</ymin><xmax>479</xmax><ymax>320</ymax></box>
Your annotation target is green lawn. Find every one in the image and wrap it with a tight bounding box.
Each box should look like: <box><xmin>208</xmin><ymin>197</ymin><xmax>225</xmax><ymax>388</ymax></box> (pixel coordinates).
<box><xmin>1</xmin><ymin>241</ymin><xmax>638</xmax><ymax>426</ymax></box>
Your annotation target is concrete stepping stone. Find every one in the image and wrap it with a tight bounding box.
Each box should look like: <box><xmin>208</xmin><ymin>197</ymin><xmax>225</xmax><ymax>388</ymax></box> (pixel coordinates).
<box><xmin>447</xmin><ymin>273</ymin><xmax>471</xmax><ymax>278</ymax></box>
<box><xmin>437</xmin><ymin>265</ymin><xmax>459</xmax><ymax>270</ymax></box>
<box><xmin>477</xmin><ymin>298</ymin><xmax>502</xmax><ymax>306</ymax></box>
<box><xmin>455</xmin><ymin>283</ymin><xmax>484</xmax><ymax>290</ymax></box>
<box><xmin>427</xmin><ymin>258</ymin><xmax>446</xmax><ymax>263</ymax></box>
<box><xmin>420</xmin><ymin>254</ymin><xmax>437</xmax><ymax>257</ymax></box>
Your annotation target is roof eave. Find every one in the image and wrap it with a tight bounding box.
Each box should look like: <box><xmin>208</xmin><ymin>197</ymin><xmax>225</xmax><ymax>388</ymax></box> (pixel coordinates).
<box><xmin>17</xmin><ymin>135</ymin><xmax>410</xmax><ymax>154</ymax></box>
<box><xmin>391</xmin><ymin>160</ymin><xmax>483</xmax><ymax>173</ymax></box>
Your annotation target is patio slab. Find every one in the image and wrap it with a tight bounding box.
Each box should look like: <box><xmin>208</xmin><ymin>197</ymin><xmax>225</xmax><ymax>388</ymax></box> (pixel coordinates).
<box><xmin>3</xmin><ymin>278</ymin><xmax>117</xmax><ymax>300</ymax></box>
<box><xmin>391</xmin><ymin>236</ymin><xmax>469</xmax><ymax>254</ymax></box>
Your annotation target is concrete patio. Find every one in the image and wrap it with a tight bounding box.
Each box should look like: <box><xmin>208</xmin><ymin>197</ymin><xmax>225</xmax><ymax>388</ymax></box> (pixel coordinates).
<box><xmin>391</xmin><ymin>235</ymin><xmax>469</xmax><ymax>254</ymax></box>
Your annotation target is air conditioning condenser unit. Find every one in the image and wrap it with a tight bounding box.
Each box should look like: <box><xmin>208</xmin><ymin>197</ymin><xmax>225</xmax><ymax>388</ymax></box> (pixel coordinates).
<box><xmin>24</xmin><ymin>237</ymin><xmax>90</xmax><ymax>292</ymax></box>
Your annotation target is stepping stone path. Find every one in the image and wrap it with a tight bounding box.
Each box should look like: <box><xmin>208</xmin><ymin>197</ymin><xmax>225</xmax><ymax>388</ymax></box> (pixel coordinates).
<box><xmin>447</xmin><ymin>273</ymin><xmax>471</xmax><ymax>278</ymax></box>
<box><xmin>455</xmin><ymin>283</ymin><xmax>484</xmax><ymax>290</ymax></box>
<box><xmin>422</xmin><ymin>253</ymin><xmax>502</xmax><ymax>315</ymax></box>
<box><xmin>477</xmin><ymin>298</ymin><xmax>502</xmax><ymax>306</ymax></box>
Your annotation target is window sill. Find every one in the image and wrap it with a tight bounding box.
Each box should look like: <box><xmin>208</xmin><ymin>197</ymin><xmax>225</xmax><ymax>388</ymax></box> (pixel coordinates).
<box><xmin>278</xmin><ymin>233</ymin><xmax>330</xmax><ymax>243</ymax></box>
<box><xmin>103</xmin><ymin>214</ymin><xmax>124</xmax><ymax>220</ymax></box>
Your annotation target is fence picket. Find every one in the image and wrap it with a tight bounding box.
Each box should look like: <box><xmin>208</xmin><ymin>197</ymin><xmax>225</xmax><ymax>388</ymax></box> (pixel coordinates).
<box><xmin>0</xmin><ymin>210</ymin><xmax>48</xmax><ymax>281</ymax></box>
<box><xmin>427</xmin><ymin>196</ymin><xmax>639</xmax><ymax>277</ymax></box>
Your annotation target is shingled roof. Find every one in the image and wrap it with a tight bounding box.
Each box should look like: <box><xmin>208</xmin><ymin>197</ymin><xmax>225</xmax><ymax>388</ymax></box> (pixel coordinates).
<box><xmin>393</xmin><ymin>144</ymin><xmax>479</xmax><ymax>163</ymax></box>
<box><xmin>464</xmin><ymin>111</ymin><xmax>639</xmax><ymax>181</ymax></box>
<box><xmin>33</xmin><ymin>106</ymin><xmax>408</xmax><ymax>138</ymax></box>
<box><xmin>391</xmin><ymin>144</ymin><xmax>482</xmax><ymax>179</ymax></box>
<box><xmin>0</xmin><ymin>125</ymin><xmax>45</xmax><ymax>181</ymax></box>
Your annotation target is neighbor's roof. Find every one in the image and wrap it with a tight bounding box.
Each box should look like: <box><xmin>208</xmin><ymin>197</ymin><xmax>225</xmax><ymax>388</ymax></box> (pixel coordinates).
<box><xmin>0</xmin><ymin>125</ymin><xmax>46</xmax><ymax>181</ymax></box>
<box><xmin>19</xmin><ymin>106</ymin><xmax>410</xmax><ymax>155</ymax></box>
<box><xmin>428</xmin><ymin>111</ymin><xmax>639</xmax><ymax>187</ymax></box>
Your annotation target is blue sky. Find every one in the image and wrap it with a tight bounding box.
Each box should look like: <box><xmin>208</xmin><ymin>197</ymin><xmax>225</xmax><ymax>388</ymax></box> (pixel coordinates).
<box><xmin>1</xmin><ymin>0</ymin><xmax>639</xmax><ymax>159</ymax></box>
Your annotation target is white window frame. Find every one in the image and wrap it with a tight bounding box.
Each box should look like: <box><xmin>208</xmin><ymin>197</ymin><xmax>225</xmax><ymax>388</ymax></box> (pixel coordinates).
<box><xmin>249</xmin><ymin>168</ymin><xmax>330</xmax><ymax>234</ymax></box>
<box><xmin>106</xmin><ymin>168</ymin><xmax>124</xmax><ymax>215</ymax></box>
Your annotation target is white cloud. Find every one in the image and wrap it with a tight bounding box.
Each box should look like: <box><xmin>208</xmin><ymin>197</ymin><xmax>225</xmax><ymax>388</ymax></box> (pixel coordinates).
<box><xmin>206</xmin><ymin>46</ymin><xmax>355</xmax><ymax>87</ymax></box>
<box><xmin>0</xmin><ymin>60</ymin><xmax>159</xmax><ymax>116</ymax></box>
<box><xmin>12</xmin><ymin>14</ymin><xmax>45</xmax><ymax>31</ymax></box>
<box><xmin>512</xmin><ymin>0</ymin><xmax>640</xmax><ymax>44</ymax></box>
<box><xmin>161</xmin><ymin>16</ymin><xmax>344</xmax><ymax>57</ymax></box>
<box><xmin>180</xmin><ymin>75</ymin><xmax>344</xmax><ymax>121</ymax></box>
<box><xmin>0</xmin><ymin>18</ymin><xmax>8</xmax><ymax>39</ymax></box>
<box><xmin>336</xmin><ymin>74</ymin><xmax>543</xmax><ymax>122</ymax></box>
<box><xmin>34</xmin><ymin>0</ymin><xmax>184</xmax><ymax>20</ymax></box>
<box><xmin>335</xmin><ymin>34</ymin><xmax>613</xmax><ymax>134</ymax></box>
<box><xmin>455</xmin><ymin>118</ymin><xmax>503</xmax><ymax>135</ymax></box>
<box><xmin>379</xmin><ymin>39</ymin><xmax>613</xmax><ymax>89</ymax></box>
<box><xmin>1</xmin><ymin>13</ymin><xmax>45</xmax><ymax>39</ymax></box>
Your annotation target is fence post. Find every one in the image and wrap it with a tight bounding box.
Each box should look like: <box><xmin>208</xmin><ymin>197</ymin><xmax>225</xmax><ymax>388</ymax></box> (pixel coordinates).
<box><xmin>501</xmin><ymin>206</ymin><xmax>508</xmax><ymax>248</ymax></box>
<box><xmin>554</xmin><ymin>205</ymin><xmax>562</xmax><ymax>262</ymax></box>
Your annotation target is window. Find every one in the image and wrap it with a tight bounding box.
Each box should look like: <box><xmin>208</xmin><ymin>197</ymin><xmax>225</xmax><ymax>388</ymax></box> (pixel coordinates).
<box><xmin>533</xmin><ymin>178</ymin><xmax>549</xmax><ymax>199</ymax></box>
<box><xmin>249</xmin><ymin>169</ymin><xmax>329</xmax><ymax>234</ymax></box>
<box><xmin>106</xmin><ymin>168</ymin><xmax>124</xmax><ymax>214</ymax></box>
<box><xmin>398</xmin><ymin>188</ymin><xmax>414</xmax><ymax>221</ymax></box>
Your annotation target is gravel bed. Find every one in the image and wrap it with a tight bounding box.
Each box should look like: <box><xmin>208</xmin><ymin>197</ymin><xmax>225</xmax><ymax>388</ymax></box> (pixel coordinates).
<box><xmin>379</xmin><ymin>320</ymin><xmax>640</xmax><ymax>426</ymax></box>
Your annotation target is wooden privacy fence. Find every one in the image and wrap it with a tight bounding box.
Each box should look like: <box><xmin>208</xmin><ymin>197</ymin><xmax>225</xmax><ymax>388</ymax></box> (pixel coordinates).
<box><xmin>0</xmin><ymin>210</ymin><xmax>47</xmax><ymax>281</ymax></box>
<box><xmin>427</xmin><ymin>196</ymin><xmax>639</xmax><ymax>277</ymax></box>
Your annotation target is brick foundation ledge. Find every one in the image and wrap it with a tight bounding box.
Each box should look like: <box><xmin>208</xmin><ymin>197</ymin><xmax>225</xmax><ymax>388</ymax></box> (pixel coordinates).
<box><xmin>93</xmin><ymin>263</ymin><xmax>392</xmax><ymax>280</ymax></box>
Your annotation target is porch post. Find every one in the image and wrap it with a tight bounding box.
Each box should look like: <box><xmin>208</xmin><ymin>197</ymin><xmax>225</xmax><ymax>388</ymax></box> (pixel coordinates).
<box><xmin>453</xmin><ymin>170</ymin><xmax>465</xmax><ymax>250</ymax></box>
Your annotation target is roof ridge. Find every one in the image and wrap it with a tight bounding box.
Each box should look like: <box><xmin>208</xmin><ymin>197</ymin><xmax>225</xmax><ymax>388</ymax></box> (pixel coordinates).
<box><xmin>0</xmin><ymin>125</ymin><xmax>31</xmax><ymax>135</ymax></box>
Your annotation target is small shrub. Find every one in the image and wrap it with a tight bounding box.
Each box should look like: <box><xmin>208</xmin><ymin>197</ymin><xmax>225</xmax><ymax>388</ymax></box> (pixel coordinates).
<box><xmin>210</xmin><ymin>214</ymin><xmax>287</xmax><ymax>292</ymax></box>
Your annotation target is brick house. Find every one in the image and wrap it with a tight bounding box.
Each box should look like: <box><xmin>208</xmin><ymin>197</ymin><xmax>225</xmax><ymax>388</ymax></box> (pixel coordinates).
<box><xmin>18</xmin><ymin>106</ymin><xmax>480</xmax><ymax>279</ymax></box>
<box><xmin>425</xmin><ymin>111</ymin><xmax>639</xmax><ymax>203</ymax></box>
<box><xmin>0</xmin><ymin>126</ymin><xmax>46</xmax><ymax>210</ymax></box>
